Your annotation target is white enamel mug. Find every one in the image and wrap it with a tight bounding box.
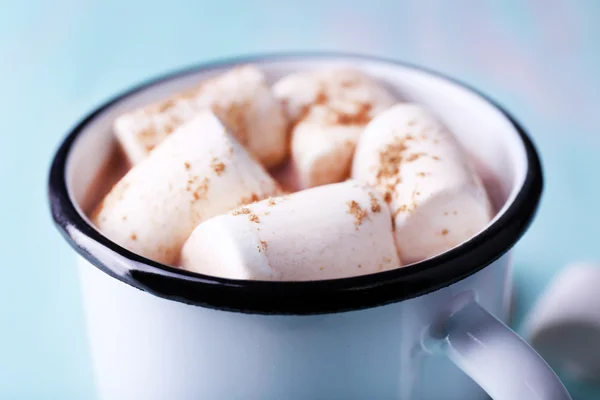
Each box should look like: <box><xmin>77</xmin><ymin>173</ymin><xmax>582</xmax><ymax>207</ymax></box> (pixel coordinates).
<box><xmin>49</xmin><ymin>54</ymin><xmax>570</xmax><ymax>400</ymax></box>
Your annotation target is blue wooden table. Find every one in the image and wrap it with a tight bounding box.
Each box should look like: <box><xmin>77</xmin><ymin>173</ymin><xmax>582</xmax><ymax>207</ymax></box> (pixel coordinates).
<box><xmin>1</xmin><ymin>1</ymin><xmax>599</xmax><ymax>398</ymax></box>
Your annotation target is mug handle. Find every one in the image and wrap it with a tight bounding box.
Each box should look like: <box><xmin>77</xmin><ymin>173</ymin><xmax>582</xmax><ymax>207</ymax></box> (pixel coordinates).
<box><xmin>426</xmin><ymin>295</ymin><xmax>572</xmax><ymax>400</ymax></box>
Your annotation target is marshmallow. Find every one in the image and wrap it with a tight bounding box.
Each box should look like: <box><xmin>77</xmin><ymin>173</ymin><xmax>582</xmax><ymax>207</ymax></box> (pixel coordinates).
<box><xmin>180</xmin><ymin>180</ymin><xmax>401</xmax><ymax>281</ymax></box>
<box><xmin>93</xmin><ymin>111</ymin><xmax>280</xmax><ymax>265</ymax></box>
<box><xmin>115</xmin><ymin>65</ymin><xmax>289</xmax><ymax>168</ymax></box>
<box><xmin>352</xmin><ymin>104</ymin><xmax>493</xmax><ymax>264</ymax></box>
<box><xmin>273</xmin><ymin>68</ymin><xmax>396</xmax><ymax>189</ymax></box>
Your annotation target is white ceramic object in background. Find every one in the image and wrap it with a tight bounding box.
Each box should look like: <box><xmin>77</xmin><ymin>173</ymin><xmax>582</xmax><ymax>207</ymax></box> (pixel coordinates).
<box><xmin>526</xmin><ymin>262</ymin><xmax>600</xmax><ymax>381</ymax></box>
<box><xmin>49</xmin><ymin>54</ymin><xmax>570</xmax><ymax>400</ymax></box>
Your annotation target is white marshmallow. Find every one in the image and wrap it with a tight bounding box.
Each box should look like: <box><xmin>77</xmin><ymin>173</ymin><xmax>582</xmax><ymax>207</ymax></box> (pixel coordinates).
<box><xmin>352</xmin><ymin>103</ymin><xmax>493</xmax><ymax>264</ymax></box>
<box><xmin>180</xmin><ymin>180</ymin><xmax>401</xmax><ymax>281</ymax></box>
<box><xmin>93</xmin><ymin>111</ymin><xmax>280</xmax><ymax>265</ymax></box>
<box><xmin>273</xmin><ymin>68</ymin><xmax>396</xmax><ymax>189</ymax></box>
<box><xmin>115</xmin><ymin>65</ymin><xmax>289</xmax><ymax>168</ymax></box>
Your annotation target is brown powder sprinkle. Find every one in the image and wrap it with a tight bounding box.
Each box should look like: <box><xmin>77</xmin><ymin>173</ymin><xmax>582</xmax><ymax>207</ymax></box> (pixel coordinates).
<box><xmin>130</xmin><ymin>233</ymin><xmax>137</xmax><ymax>241</ymax></box>
<box><xmin>210</xmin><ymin>157</ymin><xmax>226</xmax><ymax>176</ymax></box>
<box><xmin>377</xmin><ymin>137</ymin><xmax>408</xmax><ymax>181</ymax></box>
<box><xmin>129</xmin><ymin>82</ymin><xmax>211</xmax><ymax>141</ymax></box>
<box><xmin>410</xmin><ymin>201</ymin><xmax>418</xmax><ymax>212</ymax></box>
<box><xmin>320</xmin><ymin>266</ymin><xmax>325</xmax><ymax>271</ymax></box>
<box><xmin>346</xmin><ymin>200</ymin><xmax>368</xmax><ymax>229</ymax></box>
<box><xmin>179</xmin><ymin>84</ymin><xmax>203</xmax><ymax>101</ymax></box>
<box><xmin>240</xmin><ymin>192</ymin><xmax>260</xmax><ymax>206</ymax></box>
<box><xmin>394</xmin><ymin>195</ymin><xmax>417</xmax><ymax>216</ymax></box>
<box><xmin>394</xmin><ymin>204</ymin><xmax>408</xmax><ymax>217</ymax></box>
<box><xmin>334</xmin><ymin>103</ymin><xmax>373</xmax><ymax>126</ymax></box>
<box><xmin>386</xmin><ymin>178</ymin><xmax>401</xmax><ymax>193</ymax></box>
<box><xmin>406</xmin><ymin>152</ymin><xmax>427</xmax><ymax>162</ymax></box>
<box><xmin>441</xmin><ymin>229</ymin><xmax>449</xmax><ymax>236</ymax></box>
<box><xmin>192</xmin><ymin>177</ymin><xmax>210</xmax><ymax>202</ymax></box>
<box><xmin>257</xmin><ymin>241</ymin><xmax>268</xmax><ymax>253</ymax></box>
<box><xmin>164</xmin><ymin>124</ymin><xmax>177</xmax><ymax>135</ymax></box>
<box><xmin>185</xmin><ymin>175</ymin><xmax>198</xmax><ymax>192</ymax></box>
<box><xmin>416</xmin><ymin>172</ymin><xmax>430</xmax><ymax>178</ymax></box>
<box><xmin>314</xmin><ymin>90</ymin><xmax>328</xmax><ymax>105</ymax></box>
<box><xmin>358</xmin><ymin>264</ymin><xmax>362</xmax><ymax>269</ymax></box>
<box><xmin>248</xmin><ymin>214</ymin><xmax>260</xmax><ymax>223</ymax></box>
<box><xmin>340</xmin><ymin>79</ymin><xmax>359</xmax><ymax>88</ymax></box>
<box><xmin>432</xmin><ymin>156</ymin><xmax>440</xmax><ymax>161</ymax></box>
<box><xmin>122</xmin><ymin>216</ymin><xmax>127</xmax><ymax>221</ymax></box>
<box><xmin>444</xmin><ymin>212</ymin><xmax>449</xmax><ymax>216</ymax></box>
<box><xmin>157</xmin><ymin>98</ymin><xmax>176</xmax><ymax>113</ymax></box>
<box><xmin>374</xmin><ymin>136</ymin><xmax>408</xmax><ymax>198</ymax></box>
<box><xmin>293</xmin><ymin>89</ymin><xmax>373</xmax><ymax>129</ymax></box>
<box><xmin>267</xmin><ymin>198</ymin><xmax>277</xmax><ymax>206</ymax></box>
<box><xmin>137</xmin><ymin>127</ymin><xmax>155</xmax><ymax>139</ymax></box>
<box><xmin>128</xmin><ymin>82</ymin><xmax>209</xmax><ymax>141</ymax></box>
<box><xmin>232</xmin><ymin>207</ymin><xmax>252</xmax><ymax>216</ymax></box>
<box><xmin>383</xmin><ymin>191</ymin><xmax>393</xmax><ymax>204</ymax></box>
<box><xmin>184</xmin><ymin>162</ymin><xmax>191</xmax><ymax>170</ymax></box>
<box><xmin>368</xmin><ymin>192</ymin><xmax>381</xmax><ymax>213</ymax></box>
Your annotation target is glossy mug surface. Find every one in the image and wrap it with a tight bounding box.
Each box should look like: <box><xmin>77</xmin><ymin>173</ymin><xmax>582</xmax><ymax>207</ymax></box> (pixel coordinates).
<box><xmin>49</xmin><ymin>54</ymin><xmax>569</xmax><ymax>400</ymax></box>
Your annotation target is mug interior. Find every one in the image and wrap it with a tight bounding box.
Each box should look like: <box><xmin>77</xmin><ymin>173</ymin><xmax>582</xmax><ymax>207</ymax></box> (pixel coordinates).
<box><xmin>51</xmin><ymin>54</ymin><xmax>540</xmax><ymax>314</ymax></box>
<box><xmin>69</xmin><ymin>56</ymin><xmax>525</xmax><ymax>222</ymax></box>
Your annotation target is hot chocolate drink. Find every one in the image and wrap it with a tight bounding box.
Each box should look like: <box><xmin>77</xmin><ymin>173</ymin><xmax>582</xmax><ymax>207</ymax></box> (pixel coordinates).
<box><xmin>90</xmin><ymin>64</ymin><xmax>493</xmax><ymax>279</ymax></box>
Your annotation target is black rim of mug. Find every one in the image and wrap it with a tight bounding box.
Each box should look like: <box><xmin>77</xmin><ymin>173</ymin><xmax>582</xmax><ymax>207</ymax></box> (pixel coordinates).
<box><xmin>48</xmin><ymin>53</ymin><xmax>543</xmax><ymax>315</ymax></box>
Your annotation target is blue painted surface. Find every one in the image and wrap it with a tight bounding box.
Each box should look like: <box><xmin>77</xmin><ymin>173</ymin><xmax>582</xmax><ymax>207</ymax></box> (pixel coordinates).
<box><xmin>1</xmin><ymin>0</ymin><xmax>599</xmax><ymax>398</ymax></box>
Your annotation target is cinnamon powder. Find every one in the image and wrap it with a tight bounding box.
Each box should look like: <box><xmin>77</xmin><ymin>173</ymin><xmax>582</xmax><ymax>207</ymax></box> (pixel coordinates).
<box><xmin>346</xmin><ymin>200</ymin><xmax>367</xmax><ymax>229</ymax></box>
<box><xmin>210</xmin><ymin>157</ymin><xmax>226</xmax><ymax>176</ymax></box>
